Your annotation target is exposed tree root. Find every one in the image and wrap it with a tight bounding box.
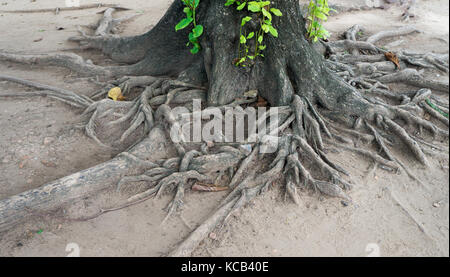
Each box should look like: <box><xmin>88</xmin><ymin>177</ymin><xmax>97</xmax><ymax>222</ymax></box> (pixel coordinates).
<box><xmin>0</xmin><ymin>52</ymin><xmax>137</xmax><ymax>78</ymax></box>
<box><xmin>367</xmin><ymin>25</ymin><xmax>419</xmax><ymax>45</ymax></box>
<box><xmin>68</xmin><ymin>7</ymin><xmax>138</xmax><ymax>51</ymax></box>
<box><xmin>387</xmin><ymin>187</ymin><xmax>431</xmax><ymax>237</ymax></box>
<box><xmin>378</xmin><ymin>69</ymin><xmax>449</xmax><ymax>92</ymax></box>
<box><xmin>93</xmin><ymin>8</ymin><xmax>137</xmax><ymax>37</ymax></box>
<box><xmin>0</xmin><ymin>74</ymin><xmax>93</xmax><ymax>108</ymax></box>
<box><xmin>344</xmin><ymin>25</ymin><xmax>365</xmax><ymax>55</ymax></box>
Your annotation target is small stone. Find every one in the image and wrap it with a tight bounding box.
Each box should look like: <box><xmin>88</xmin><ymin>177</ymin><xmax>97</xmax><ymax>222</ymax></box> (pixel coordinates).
<box><xmin>433</xmin><ymin>202</ymin><xmax>440</xmax><ymax>208</ymax></box>
<box><xmin>43</xmin><ymin>137</ymin><xmax>55</xmax><ymax>146</ymax></box>
<box><xmin>16</xmin><ymin>242</ymin><xmax>23</xmax><ymax>247</ymax></box>
<box><xmin>341</xmin><ymin>200</ymin><xmax>349</xmax><ymax>207</ymax></box>
<box><xmin>19</xmin><ymin>156</ymin><xmax>30</xmax><ymax>169</ymax></box>
<box><xmin>209</xmin><ymin>232</ymin><xmax>217</xmax><ymax>240</ymax></box>
<box><xmin>206</xmin><ymin>141</ymin><xmax>215</xmax><ymax>148</ymax></box>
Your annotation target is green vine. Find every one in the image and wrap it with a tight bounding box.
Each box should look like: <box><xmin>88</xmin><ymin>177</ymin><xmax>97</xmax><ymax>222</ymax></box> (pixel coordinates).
<box><xmin>426</xmin><ymin>98</ymin><xmax>449</xmax><ymax>118</ymax></box>
<box><xmin>175</xmin><ymin>0</ymin><xmax>283</xmax><ymax>66</ymax></box>
<box><xmin>175</xmin><ymin>0</ymin><xmax>203</xmax><ymax>54</ymax></box>
<box><xmin>306</xmin><ymin>0</ymin><xmax>333</xmax><ymax>42</ymax></box>
<box><xmin>225</xmin><ymin>0</ymin><xmax>283</xmax><ymax>66</ymax></box>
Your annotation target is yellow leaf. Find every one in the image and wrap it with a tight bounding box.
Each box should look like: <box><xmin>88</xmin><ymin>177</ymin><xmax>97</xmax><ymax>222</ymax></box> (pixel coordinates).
<box><xmin>108</xmin><ymin>87</ymin><xmax>125</xmax><ymax>101</ymax></box>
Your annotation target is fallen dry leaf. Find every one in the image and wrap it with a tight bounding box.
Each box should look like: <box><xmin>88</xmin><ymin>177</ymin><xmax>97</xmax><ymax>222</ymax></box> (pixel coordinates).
<box><xmin>385</xmin><ymin>52</ymin><xmax>401</xmax><ymax>69</ymax></box>
<box><xmin>108</xmin><ymin>87</ymin><xmax>125</xmax><ymax>101</ymax></box>
<box><xmin>251</xmin><ymin>96</ymin><xmax>269</xmax><ymax>107</ymax></box>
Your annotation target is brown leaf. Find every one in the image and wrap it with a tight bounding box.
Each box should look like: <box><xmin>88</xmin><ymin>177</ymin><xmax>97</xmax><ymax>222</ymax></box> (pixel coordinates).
<box><xmin>251</xmin><ymin>96</ymin><xmax>269</xmax><ymax>107</ymax></box>
<box><xmin>385</xmin><ymin>52</ymin><xmax>401</xmax><ymax>69</ymax></box>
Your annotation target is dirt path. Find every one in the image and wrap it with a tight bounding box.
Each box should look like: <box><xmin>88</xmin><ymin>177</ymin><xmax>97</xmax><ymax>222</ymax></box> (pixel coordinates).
<box><xmin>0</xmin><ymin>0</ymin><xmax>448</xmax><ymax>257</ymax></box>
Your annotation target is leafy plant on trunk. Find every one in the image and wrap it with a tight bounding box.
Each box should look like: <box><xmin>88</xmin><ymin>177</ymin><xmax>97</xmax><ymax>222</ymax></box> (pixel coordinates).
<box><xmin>225</xmin><ymin>0</ymin><xmax>283</xmax><ymax>66</ymax></box>
<box><xmin>176</xmin><ymin>0</ymin><xmax>204</xmax><ymax>54</ymax></box>
<box><xmin>176</xmin><ymin>0</ymin><xmax>283</xmax><ymax>67</ymax></box>
<box><xmin>306</xmin><ymin>0</ymin><xmax>333</xmax><ymax>42</ymax></box>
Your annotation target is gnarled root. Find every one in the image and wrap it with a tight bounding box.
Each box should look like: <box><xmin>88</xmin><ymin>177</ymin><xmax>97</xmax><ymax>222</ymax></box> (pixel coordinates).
<box><xmin>0</xmin><ymin>51</ymin><xmax>137</xmax><ymax>78</ymax></box>
<box><xmin>68</xmin><ymin>7</ymin><xmax>140</xmax><ymax>57</ymax></box>
<box><xmin>0</xmin><ymin>74</ymin><xmax>93</xmax><ymax>108</ymax></box>
<box><xmin>82</xmin><ymin>78</ymin><xmax>207</xmax><ymax>147</ymax></box>
<box><xmin>378</xmin><ymin>69</ymin><xmax>449</xmax><ymax>93</ymax></box>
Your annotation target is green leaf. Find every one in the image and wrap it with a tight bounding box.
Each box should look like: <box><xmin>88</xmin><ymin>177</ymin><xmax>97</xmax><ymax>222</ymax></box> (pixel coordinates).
<box><xmin>183</xmin><ymin>7</ymin><xmax>193</xmax><ymax>17</ymax></box>
<box><xmin>268</xmin><ymin>26</ymin><xmax>278</xmax><ymax>37</ymax></box>
<box><xmin>188</xmin><ymin>32</ymin><xmax>197</xmax><ymax>43</ymax></box>
<box><xmin>236</xmin><ymin>57</ymin><xmax>246</xmax><ymax>65</ymax></box>
<box><xmin>191</xmin><ymin>46</ymin><xmax>200</xmax><ymax>54</ymax></box>
<box><xmin>237</xmin><ymin>2</ymin><xmax>246</xmax><ymax>10</ymax></box>
<box><xmin>240</xmin><ymin>35</ymin><xmax>247</xmax><ymax>44</ymax></box>
<box><xmin>192</xmin><ymin>24</ymin><xmax>204</xmax><ymax>38</ymax></box>
<box><xmin>258</xmin><ymin>35</ymin><xmax>263</xmax><ymax>43</ymax></box>
<box><xmin>241</xmin><ymin>16</ymin><xmax>252</xmax><ymax>26</ymax></box>
<box><xmin>175</xmin><ymin>17</ymin><xmax>193</xmax><ymax>31</ymax></box>
<box><xmin>248</xmin><ymin>2</ymin><xmax>261</xmax><ymax>12</ymax></box>
<box><xmin>192</xmin><ymin>0</ymin><xmax>200</xmax><ymax>9</ymax></box>
<box><xmin>225</xmin><ymin>0</ymin><xmax>235</xmax><ymax>6</ymax></box>
<box><xmin>270</xmin><ymin>8</ymin><xmax>283</xmax><ymax>16</ymax></box>
<box><xmin>262</xmin><ymin>8</ymin><xmax>272</xmax><ymax>21</ymax></box>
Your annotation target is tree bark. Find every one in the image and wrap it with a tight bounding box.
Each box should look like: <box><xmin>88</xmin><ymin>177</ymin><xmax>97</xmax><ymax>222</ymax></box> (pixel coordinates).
<box><xmin>97</xmin><ymin>0</ymin><xmax>371</xmax><ymax>119</ymax></box>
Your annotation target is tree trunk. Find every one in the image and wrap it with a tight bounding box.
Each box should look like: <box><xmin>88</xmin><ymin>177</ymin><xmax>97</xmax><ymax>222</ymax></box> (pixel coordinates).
<box><xmin>99</xmin><ymin>0</ymin><xmax>371</xmax><ymax>120</ymax></box>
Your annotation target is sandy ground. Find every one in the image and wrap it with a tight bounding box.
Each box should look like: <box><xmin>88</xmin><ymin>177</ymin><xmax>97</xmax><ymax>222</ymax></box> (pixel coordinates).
<box><xmin>0</xmin><ymin>0</ymin><xmax>448</xmax><ymax>257</ymax></box>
